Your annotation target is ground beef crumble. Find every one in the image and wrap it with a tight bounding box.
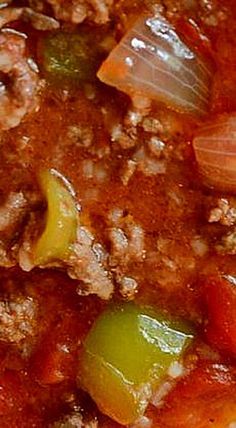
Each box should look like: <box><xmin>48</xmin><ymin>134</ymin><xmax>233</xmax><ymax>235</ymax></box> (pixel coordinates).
<box><xmin>0</xmin><ymin>295</ymin><xmax>37</xmax><ymax>346</ymax></box>
<box><xmin>46</xmin><ymin>0</ymin><xmax>114</xmax><ymax>24</ymax></box>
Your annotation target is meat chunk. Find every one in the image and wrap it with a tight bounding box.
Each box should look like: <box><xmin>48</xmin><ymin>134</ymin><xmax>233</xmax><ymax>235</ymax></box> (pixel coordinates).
<box><xmin>47</xmin><ymin>0</ymin><xmax>114</xmax><ymax>24</ymax></box>
<box><xmin>109</xmin><ymin>227</ymin><xmax>129</xmax><ymax>261</ymax></box>
<box><xmin>132</xmin><ymin>145</ymin><xmax>167</xmax><ymax>177</ymax></box>
<box><xmin>68</xmin><ymin>226</ymin><xmax>114</xmax><ymax>300</ymax></box>
<box><xmin>207</xmin><ymin>199</ymin><xmax>236</xmax><ymax>254</ymax></box>
<box><xmin>217</xmin><ymin>230</ymin><xmax>236</xmax><ymax>255</ymax></box>
<box><xmin>51</xmin><ymin>412</ymin><xmax>98</xmax><ymax>427</ymax></box>
<box><xmin>119</xmin><ymin>276</ymin><xmax>138</xmax><ymax>300</ymax></box>
<box><xmin>0</xmin><ymin>242</ymin><xmax>15</xmax><ymax>268</ymax></box>
<box><xmin>109</xmin><ymin>213</ymin><xmax>145</xmax><ymax>265</ymax></box>
<box><xmin>208</xmin><ymin>198</ymin><xmax>236</xmax><ymax>226</ymax></box>
<box><xmin>113</xmin><ymin>110</ymin><xmax>168</xmax><ymax>185</ymax></box>
<box><xmin>0</xmin><ymin>6</ymin><xmax>59</xmax><ymax>31</ymax></box>
<box><xmin>0</xmin><ymin>295</ymin><xmax>37</xmax><ymax>345</ymax></box>
<box><xmin>0</xmin><ymin>192</ymin><xmax>27</xmax><ymax>238</ymax></box>
<box><xmin>108</xmin><ymin>210</ymin><xmax>145</xmax><ymax>297</ymax></box>
<box><xmin>0</xmin><ymin>192</ymin><xmax>29</xmax><ymax>268</ymax></box>
<box><xmin>0</xmin><ymin>31</ymin><xmax>40</xmax><ymax>131</ymax></box>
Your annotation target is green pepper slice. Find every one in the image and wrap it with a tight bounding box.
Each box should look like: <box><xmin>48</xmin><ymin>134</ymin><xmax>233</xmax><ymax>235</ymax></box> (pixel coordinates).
<box><xmin>41</xmin><ymin>31</ymin><xmax>102</xmax><ymax>86</ymax></box>
<box><xmin>34</xmin><ymin>169</ymin><xmax>78</xmax><ymax>265</ymax></box>
<box><xmin>79</xmin><ymin>303</ymin><xmax>194</xmax><ymax>425</ymax></box>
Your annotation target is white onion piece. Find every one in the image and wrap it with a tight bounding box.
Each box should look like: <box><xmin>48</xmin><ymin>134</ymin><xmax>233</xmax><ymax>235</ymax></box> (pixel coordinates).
<box><xmin>193</xmin><ymin>113</ymin><xmax>236</xmax><ymax>192</ymax></box>
<box><xmin>98</xmin><ymin>15</ymin><xmax>212</xmax><ymax>115</ymax></box>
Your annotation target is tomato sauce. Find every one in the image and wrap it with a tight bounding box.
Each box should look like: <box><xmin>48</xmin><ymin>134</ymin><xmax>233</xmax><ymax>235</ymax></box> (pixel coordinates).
<box><xmin>0</xmin><ymin>0</ymin><xmax>236</xmax><ymax>427</ymax></box>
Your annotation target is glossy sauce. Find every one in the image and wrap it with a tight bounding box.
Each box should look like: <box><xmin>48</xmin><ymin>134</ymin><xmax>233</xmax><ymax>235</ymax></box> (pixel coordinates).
<box><xmin>0</xmin><ymin>0</ymin><xmax>236</xmax><ymax>427</ymax></box>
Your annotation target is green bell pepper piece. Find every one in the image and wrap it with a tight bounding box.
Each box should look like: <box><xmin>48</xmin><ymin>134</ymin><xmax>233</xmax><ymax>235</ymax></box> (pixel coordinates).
<box><xmin>34</xmin><ymin>169</ymin><xmax>78</xmax><ymax>265</ymax></box>
<box><xmin>79</xmin><ymin>303</ymin><xmax>194</xmax><ymax>425</ymax></box>
<box><xmin>41</xmin><ymin>31</ymin><xmax>101</xmax><ymax>85</ymax></box>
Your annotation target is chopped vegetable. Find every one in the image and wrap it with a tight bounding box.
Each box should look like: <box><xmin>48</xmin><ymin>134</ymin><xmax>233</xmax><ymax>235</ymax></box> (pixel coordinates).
<box><xmin>34</xmin><ymin>169</ymin><xmax>78</xmax><ymax>265</ymax></box>
<box><xmin>97</xmin><ymin>15</ymin><xmax>212</xmax><ymax>115</ymax></box>
<box><xmin>155</xmin><ymin>363</ymin><xmax>236</xmax><ymax>428</ymax></box>
<box><xmin>193</xmin><ymin>113</ymin><xmax>236</xmax><ymax>192</ymax></box>
<box><xmin>41</xmin><ymin>31</ymin><xmax>102</xmax><ymax>85</ymax></box>
<box><xmin>203</xmin><ymin>276</ymin><xmax>236</xmax><ymax>357</ymax></box>
<box><xmin>79</xmin><ymin>303</ymin><xmax>193</xmax><ymax>425</ymax></box>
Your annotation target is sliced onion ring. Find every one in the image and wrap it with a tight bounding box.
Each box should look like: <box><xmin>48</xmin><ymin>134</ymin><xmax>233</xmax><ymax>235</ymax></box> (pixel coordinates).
<box><xmin>193</xmin><ymin>113</ymin><xmax>236</xmax><ymax>192</ymax></box>
<box><xmin>97</xmin><ymin>14</ymin><xmax>212</xmax><ymax>116</ymax></box>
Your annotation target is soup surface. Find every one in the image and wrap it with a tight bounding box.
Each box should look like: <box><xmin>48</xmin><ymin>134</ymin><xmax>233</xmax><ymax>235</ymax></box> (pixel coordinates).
<box><xmin>0</xmin><ymin>0</ymin><xmax>236</xmax><ymax>427</ymax></box>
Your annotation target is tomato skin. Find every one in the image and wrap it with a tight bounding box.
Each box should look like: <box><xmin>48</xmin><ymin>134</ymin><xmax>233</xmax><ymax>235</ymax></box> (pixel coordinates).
<box><xmin>152</xmin><ymin>275</ymin><xmax>236</xmax><ymax>428</ymax></box>
<box><xmin>153</xmin><ymin>363</ymin><xmax>236</xmax><ymax>428</ymax></box>
<box><xmin>204</xmin><ymin>276</ymin><xmax>236</xmax><ymax>356</ymax></box>
<box><xmin>175</xmin><ymin>17</ymin><xmax>213</xmax><ymax>60</ymax></box>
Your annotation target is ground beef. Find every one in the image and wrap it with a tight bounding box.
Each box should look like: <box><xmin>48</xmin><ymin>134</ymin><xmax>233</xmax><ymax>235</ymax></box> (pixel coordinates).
<box><xmin>51</xmin><ymin>412</ymin><xmax>98</xmax><ymax>427</ymax></box>
<box><xmin>108</xmin><ymin>210</ymin><xmax>145</xmax><ymax>297</ymax></box>
<box><xmin>108</xmin><ymin>213</ymin><xmax>145</xmax><ymax>265</ymax></box>
<box><xmin>66</xmin><ymin>125</ymin><xmax>94</xmax><ymax>149</ymax></box>
<box><xmin>0</xmin><ymin>192</ymin><xmax>27</xmax><ymax>238</ymax></box>
<box><xmin>0</xmin><ymin>192</ymin><xmax>29</xmax><ymax>268</ymax></box>
<box><xmin>217</xmin><ymin>230</ymin><xmax>236</xmax><ymax>255</ymax></box>
<box><xmin>0</xmin><ymin>242</ymin><xmax>15</xmax><ymax>268</ymax></box>
<box><xmin>68</xmin><ymin>226</ymin><xmax>114</xmax><ymax>300</ymax></box>
<box><xmin>132</xmin><ymin>145</ymin><xmax>167</xmax><ymax>177</ymax></box>
<box><xmin>46</xmin><ymin>0</ymin><xmax>114</xmax><ymax>24</ymax></box>
<box><xmin>209</xmin><ymin>198</ymin><xmax>236</xmax><ymax>226</ymax></box>
<box><xmin>111</xmin><ymin>123</ymin><xmax>137</xmax><ymax>150</ymax></box>
<box><xmin>109</xmin><ymin>227</ymin><xmax>129</xmax><ymax>262</ymax></box>
<box><xmin>118</xmin><ymin>276</ymin><xmax>138</xmax><ymax>300</ymax></box>
<box><xmin>0</xmin><ymin>295</ymin><xmax>37</xmax><ymax>346</ymax></box>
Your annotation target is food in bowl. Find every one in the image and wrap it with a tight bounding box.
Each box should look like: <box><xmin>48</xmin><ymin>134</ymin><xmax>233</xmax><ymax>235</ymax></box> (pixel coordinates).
<box><xmin>0</xmin><ymin>0</ymin><xmax>236</xmax><ymax>427</ymax></box>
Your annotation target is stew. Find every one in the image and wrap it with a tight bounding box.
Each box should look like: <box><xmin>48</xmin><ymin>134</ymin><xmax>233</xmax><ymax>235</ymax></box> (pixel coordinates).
<box><xmin>0</xmin><ymin>0</ymin><xmax>236</xmax><ymax>427</ymax></box>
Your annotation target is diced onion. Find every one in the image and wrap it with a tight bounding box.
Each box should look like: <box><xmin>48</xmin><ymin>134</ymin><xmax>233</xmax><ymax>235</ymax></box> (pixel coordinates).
<box><xmin>98</xmin><ymin>15</ymin><xmax>212</xmax><ymax>115</ymax></box>
<box><xmin>193</xmin><ymin>113</ymin><xmax>236</xmax><ymax>192</ymax></box>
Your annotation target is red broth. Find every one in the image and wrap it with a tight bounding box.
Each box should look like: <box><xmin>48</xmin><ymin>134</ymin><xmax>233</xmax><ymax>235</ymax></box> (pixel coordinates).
<box><xmin>0</xmin><ymin>1</ymin><xmax>236</xmax><ymax>427</ymax></box>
